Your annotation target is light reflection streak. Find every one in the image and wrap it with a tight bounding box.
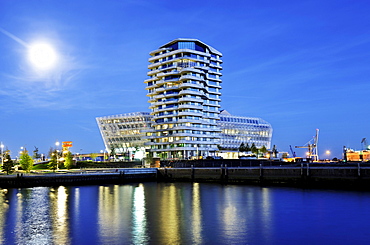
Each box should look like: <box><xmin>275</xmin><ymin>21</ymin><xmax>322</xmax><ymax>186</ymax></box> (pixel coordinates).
<box><xmin>73</xmin><ymin>187</ymin><xmax>80</xmax><ymax>229</ymax></box>
<box><xmin>261</xmin><ymin>187</ymin><xmax>272</xmax><ymax>239</ymax></box>
<box><xmin>14</xmin><ymin>188</ymin><xmax>53</xmax><ymax>245</ymax></box>
<box><xmin>98</xmin><ymin>185</ymin><xmax>134</xmax><ymax>242</ymax></box>
<box><xmin>49</xmin><ymin>186</ymin><xmax>70</xmax><ymax>244</ymax></box>
<box><xmin>132</xmin><ymin>184</ymin><xmax>148</xmax><ymax>244</ymax></box>
<box><xmin>191</xmin><ymin>183</ymin><xmax>203</xmax><ymax>245</ymax></box>
<box><xmin>159</xmin><ymin>184</ymin><xmax>181</xmax><ymax>244</ymax></box>
<box><xmin>0</xmin><ymin>189</ymin><xmax>9</xmax><ymax>244</ymax></box>
<box><xmin>220</xmin><ymin>187</ymin><xmax>247</xmax><ymax>240</ymax></box>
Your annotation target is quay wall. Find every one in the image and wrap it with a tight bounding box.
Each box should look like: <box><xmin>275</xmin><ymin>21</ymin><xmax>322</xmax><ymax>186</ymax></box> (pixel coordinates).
<box><xmin>157</xmin><ymin>165</ymin><xmax>370</xmax><ymax>190</ymax></box>
<box><xmin>0</xmin><ymin>170</ymin><xmax>157</xmax><ymax>188</ymax></box>
<box><xmin>2</xmin><ymin>165</ymin><xmax>370</xmax><ymax>190</ymax></box>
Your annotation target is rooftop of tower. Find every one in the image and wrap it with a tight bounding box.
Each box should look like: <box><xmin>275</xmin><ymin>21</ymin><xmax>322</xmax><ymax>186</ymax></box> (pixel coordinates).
<box><xmin>159</xmin><ymin>38</ymin><xmax>222</xmax><ymax>56</ymax></box>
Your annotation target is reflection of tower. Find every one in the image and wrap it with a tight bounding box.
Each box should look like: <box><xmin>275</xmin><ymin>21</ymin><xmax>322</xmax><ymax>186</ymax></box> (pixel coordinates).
<box><xmin>98</xmin><ymin>185</ymin><xmax>133</xmax><ymax>240</ymax></box>
<box><xmin>158</xmin><ymin>184</ymin><xmax>181</xmax><ymax>244</ymax></box>
<box><xmin>191</xmin><ymin>183</ymin><xmax>203</xmax><ymax>244</ymax></box>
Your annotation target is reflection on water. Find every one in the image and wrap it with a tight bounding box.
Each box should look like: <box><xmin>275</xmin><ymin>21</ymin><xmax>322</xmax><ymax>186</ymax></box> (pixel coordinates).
<box><xmin>191</xmin><ymin>183</ymin><xmax>202</xmax><ymax>245</ymax></box>
<box><xmin>1</xmin><ymin>183</ymin><xmax>370</xmax><ymax>244</ymax></box>
<box><xmin>50</xmin><ymin>186</ymin><xmax>70</xmax><ymax>244</ymax></box>
<box><xmin>132</xmin><ymin>184</ymin><xmax>148</xmax><ymax>244</ymax></box>
<box><xmin>0</xmin><ymin>190</ymin><xmax>9</xmax><ymax>244</ymax></box>
<box><xmin>15</xmin><ymin>188</ymin><xmax>53</xmax><ymax>245</ymax></box>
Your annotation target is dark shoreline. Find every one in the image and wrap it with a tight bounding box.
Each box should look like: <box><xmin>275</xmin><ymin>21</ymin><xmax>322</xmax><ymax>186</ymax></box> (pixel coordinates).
<box><xmin>1</xmin><ymin>165</ymin><xmax>370</xmax><ymax>190</ymax></box>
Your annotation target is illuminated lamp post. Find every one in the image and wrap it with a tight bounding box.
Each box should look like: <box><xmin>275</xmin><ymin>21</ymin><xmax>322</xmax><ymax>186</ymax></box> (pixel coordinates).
<box><xmin>56</xmin><ymin>141</ymin><xmax>60</xmax><ymax>170</ymax></box>
<box><xmin>326</xmin><ymin>150</ymin><xmax>331</xmax><ymax>161</ymax></box>
<box><xmin>100</xmin><ymin>150</ymin><xmax>106</xmax><ymax>162</ymax></box>
<box><xmin>0</xmin><ymin>143</ymin><xmax>4</xmax><ymax>166</ymax></box>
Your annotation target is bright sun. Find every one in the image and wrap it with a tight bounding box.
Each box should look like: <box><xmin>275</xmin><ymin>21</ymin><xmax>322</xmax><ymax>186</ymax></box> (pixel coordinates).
<box><xmin>28</xmin><ymin>42</ymin><xmax>58</xmax><ymax>70</ymax></box>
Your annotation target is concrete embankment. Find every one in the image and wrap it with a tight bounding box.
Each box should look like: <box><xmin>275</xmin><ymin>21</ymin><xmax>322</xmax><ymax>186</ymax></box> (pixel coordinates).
<box><xmin>157</xmin><ymin>165</ymin><xmax>370</xmax><ymax>190</ymax></box>
<box><xmin>2</xmin><ymin>165</ymin><xmax>370</xmax><ymax>190</ymax></box>
<box><xmin>0</xmin><ymin>169</ymin><xmax>157</xmax><ymax>188</ymax></box>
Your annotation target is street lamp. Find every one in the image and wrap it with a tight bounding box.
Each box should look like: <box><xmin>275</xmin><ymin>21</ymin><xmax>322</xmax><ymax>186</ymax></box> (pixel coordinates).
<box><xmin>100</xmin><ymin>150</ymin><xmax>106</xmax><ymax>162</ymax></box>
<box><xmin>56</xmin><ymin>141</ymin><xmax>60</xmax><ymax>170</ymax></box>
<box><xmin>1</xmin><ymin>143</ymin><xmax>4</xmax><ymax>166</ymax></box>
<box><xmin>326</xmin><ymin>150</ymin><xmax>331</xmax><ymax>161</ymax></box>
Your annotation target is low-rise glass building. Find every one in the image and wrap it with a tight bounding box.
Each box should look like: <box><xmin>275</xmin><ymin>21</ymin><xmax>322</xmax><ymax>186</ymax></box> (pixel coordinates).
<box><xmin>96</xmin><ymin>112</ymin><xmax>152</xmax><ymax>159</ymax></box>
<box><xmin>96</xmin><ymin>111</ymin><xmax>272</xmax><ymax>159</ymax></box>
<box><xmin>218</xmin><ymin>110</ymin><xmax>273</xmax><ymax>159</ymax></box>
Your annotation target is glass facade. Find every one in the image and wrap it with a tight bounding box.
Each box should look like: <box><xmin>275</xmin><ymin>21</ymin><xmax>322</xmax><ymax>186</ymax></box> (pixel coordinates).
<box><xmin>96</xmin><ymin>112</ymin><xmax>152</xmax><ymax>155</ymax></box>
<box><xmin>144</xmin><ymin>38</ymin><xmax>223</xmax><ymax>159</ymax></box>
<box><xmin>218</xmin><ymin>110</ymin><xmax>272</xmax><ymax>150</ymax></box>
<box><xmin>96</xmin><ymin>111</ymin><xmax>273</xmax><ymax>159</ymax></box>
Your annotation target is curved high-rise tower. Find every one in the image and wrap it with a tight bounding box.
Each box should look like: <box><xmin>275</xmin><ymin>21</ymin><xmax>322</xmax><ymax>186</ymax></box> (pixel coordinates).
<box><xmin>144</xmin><ymin>38</ymin><xmax>222</xmax><ymax>159</ymax></box>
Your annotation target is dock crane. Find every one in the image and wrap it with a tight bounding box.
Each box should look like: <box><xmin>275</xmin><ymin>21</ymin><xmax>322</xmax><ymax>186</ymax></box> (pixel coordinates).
<box><xmin>361</xmin><ymin>138</ymin><xmax>369</xmax><ymax>150</ymax></box>
<box><xmin>289</xmin><ymin>145</ymin><xmax>296</xmax><ymax>158</ymax></box>
<box><xmin>295</xmin><ymin>129</ymin><xmax>319</xmax><ymax>162</ymax></box>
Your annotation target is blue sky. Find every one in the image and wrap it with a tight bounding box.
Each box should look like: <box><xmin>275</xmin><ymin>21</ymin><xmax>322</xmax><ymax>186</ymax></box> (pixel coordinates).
<box><xmin>0</xmin><ymin>0</ymin><xmax>369</xmax><ymax>159</ymax></box>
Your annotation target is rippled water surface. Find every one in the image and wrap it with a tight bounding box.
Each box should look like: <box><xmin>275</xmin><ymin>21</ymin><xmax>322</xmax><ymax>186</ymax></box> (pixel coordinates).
<box><xmin>1</xmin><ymin>183</ymin><xmax>370</xmax><ymax>244</ymax></box>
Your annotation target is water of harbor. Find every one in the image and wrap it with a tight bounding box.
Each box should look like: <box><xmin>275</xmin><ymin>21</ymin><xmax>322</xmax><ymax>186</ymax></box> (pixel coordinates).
<box><xmin>1</xmin><ymin>182</ymin><xmax>370</xmax><ymax>245</ymax></box>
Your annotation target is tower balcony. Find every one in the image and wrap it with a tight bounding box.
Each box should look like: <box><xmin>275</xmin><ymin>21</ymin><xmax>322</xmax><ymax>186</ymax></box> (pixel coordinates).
<box><xmin>178</xmin><ymin>97</ymin><xmax>203</xmax><ymax>103</ymax></box>
<box><xmin>178</xmin><ymin>83</ymin><xmax>204</xmax><ymax>90</ymax></box>
<box><xmin>179</xmin><ymin>90</ymin><xmax>205</xmax><ymax>97</ymax></box>
<box><xmin>179</xmin><ymin>75</ymin><xmax>204</xmax><ymax>82</ymax></box>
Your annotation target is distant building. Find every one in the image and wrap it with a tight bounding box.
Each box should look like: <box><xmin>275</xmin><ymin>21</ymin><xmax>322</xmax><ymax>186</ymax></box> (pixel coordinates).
<box><xmin>345</xmin><ymin>150</ymin><xmax>370</xmax><ymax>162</ymax></box>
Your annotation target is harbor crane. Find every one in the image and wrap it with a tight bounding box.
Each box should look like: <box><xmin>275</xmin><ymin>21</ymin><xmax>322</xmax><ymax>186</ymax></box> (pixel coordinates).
<box><xmin>361</xmin><ymin>138</ymin><xmax>369</xmax><ymax>150</ymax></box>
<box><xmin>295</xmin><ymin>129</ymin><xmax>319</xmax><ymax>162</ymax></box>
<box><xmin>289</xmin><ymin>145</ymin><xmax>296</xmax><ymax>158</ymax></box>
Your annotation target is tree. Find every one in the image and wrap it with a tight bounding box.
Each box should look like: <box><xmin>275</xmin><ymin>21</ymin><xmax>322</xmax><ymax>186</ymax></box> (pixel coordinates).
<box><xmin>64</xmin><ymin>151</ymin><xmax>73</xmax><ymax>169</ymax></box>
<box><xmin>110</xmin><ymin>146</ymin><xmax>116</xmax><ymax>160</ymax></box>
<box><xmin>239</xmin><ymin>143</ymin><xmax>246</xmax><ymax>153</ymax></box>
<box><xmin>48</xmin><ymin>147</ymin><xmax>54</xmax><ymax>158</ymax></box>
<box><xmin>48</xmin><ymin>150</ymin><xmax>58</xmax><ymax>172</ymax></box>
<box><xmin>260</xmin><ymin>145</ymin><xmax>267</xmax><ymax>153</ymax></box>
<box><xmin>90</xmin><ymin>153</ymin><xmax>98</xmax><ymax>161</ymax></box>
<box><xmin>272</xmin><ymin>145</ymin><xmax>278</xmax><ymax>158</ymax></box>
<box><xmin>2</xmin><ymin>151</ymin><xmax>14</xmax><ymax>175</ymax></box>
<box><xmin>245</xmin><ymin>143</ymin><xmax>251</xmax><ymax>154</ymax></box>
<box><xmin>260</xmin><ymin>145</ymin><xmax>268</xmax><ymax>156</ymax></box>
<box><xmin>33</xmin><ymin>146</ymin><xmax>41</xmax><ymax>161</ymax></box>
<box><xmin>250</xmin><ymin>143</ymin><xmax>258</xmax><ymax>155</ymax></box>
<box><xmin>250</xmin><ymin>143</ymin><xmax>259</xmax><ymax>158</ymax></box>
<box><xmin>19</xmin><ymin>150</ymin><xmax>33</xmax><ymax>172</ymax></box>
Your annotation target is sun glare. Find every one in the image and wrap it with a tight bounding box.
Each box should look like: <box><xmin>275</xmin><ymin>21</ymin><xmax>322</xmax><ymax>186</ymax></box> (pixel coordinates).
<box><xmin>28</xmin><ymin>42</ymin><xmax>58</xmax><ymax>70</ymax></box>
